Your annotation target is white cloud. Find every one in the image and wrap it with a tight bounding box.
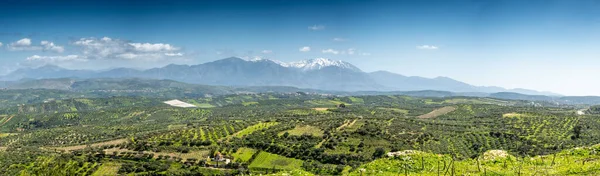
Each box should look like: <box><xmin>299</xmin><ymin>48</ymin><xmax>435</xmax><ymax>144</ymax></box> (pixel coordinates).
<box><xmin>26</xmin><ymin>55</ymin><xmax>85</xmax><ymax>62</ymax></box>
<box><xmin>299</xmin><ymin>46</ymin><xmax>311</xmax><ymax>52</ymax></box>
<box><xmin>361</xmin><ymin>52</ymin><xmax>371</xmax><ymax>56</ymax></box>
<box><xmin>308</xmin><ymin>25</ymin><xmax>325</xmax><ymax>31</ymax></box>
<box><xmin>7</xmin><ymin>38</ymin><xmax>64</xmax><ymax>53</ymax></box>
<box><xmin>417</xmin><ymin>45</ymin><xmax>439</xmax><ymax>50</ymax></box>
<box><xmin>73</xmin><ymin>37</ymin><xmax>128</xmax><ymax>58</ymax></box>
<box><xmin>347</xmin><ymin>48</ymin><xmax>356</xmax><ymax>55</ymax></box>
<box><xmin>165</xmin><ymin>52</ymin><xmax>184</xmax><ymax>56</ymax></box>
<box><xmin>22</xmin><ymin>55</ymin><xmax>87</xmax><ymax>68</ymax></box>
<box><xmin>72</xmin><ymin>37</ymin><xmax>183</xmax><ymax>60</ymax></box>
<box><xmin>319</xmin><ymin>48</ymin><xmax>362</xmax><ymax>55</ymax></box>
<box><xmin>116</xmin><ymin>53</ymin><xmax>139</xmax><ymax>59</ymax></box>
<box><xmin>8</xmin><ymin>38</ymin><xmax>41</xmax><ymax>51</ymax></box>
<box><xmin>15</xmin><ymin>38</ymin><xmax>31</xmax><ymax>46</ymax></box>
<box><xmin>261</xmin><ymin>50</ymin><xmax>273</xmax><ymax>54</ymax></box>
<box><xmin>23</xmin><ymin>37</ymin><xmax>186</xmax><ymax>67</ymax></box>
<box><xmin>129</xmin><ymin>43</ymin><xmax>178</xmax><ymax>52</ymax></box>
<box><xmin>322</xmin><ymin>49</ymin><xmax>340</xmax><ymax>55</ymax></box>
<box><xmin>0</xmin><ymin>42</ymin><xmax>3</xmax><ymax>47</ymax></box>
<box><xmin>333</xmin><ymin>38</ymin><xmax>347</xmax><ymax>42</ymax></box>
<box><xmin>41</xmin><ymin>41</ymin><xmax>65</xmax><ymax>53</ymax></box>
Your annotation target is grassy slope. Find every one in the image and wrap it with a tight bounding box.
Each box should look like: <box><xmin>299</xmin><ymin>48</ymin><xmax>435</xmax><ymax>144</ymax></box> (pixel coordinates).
<box><xmin>249</xmin><ymin>151</ymin><xmax>304</xmax><ymax>171</ymax></box>
<box><xmin>349</xmin><ymin>145</ymin><xmax>600</xmax><ymax>175</ymax></box>
<box><xmin>231</xmin><ymin>147</ymin><xmax>257</xmax><ymax>163</ymax></box>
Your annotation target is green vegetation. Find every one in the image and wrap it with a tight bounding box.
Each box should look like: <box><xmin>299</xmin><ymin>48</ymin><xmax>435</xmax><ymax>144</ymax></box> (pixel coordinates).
<box><xmin>231</xmin><ymin>147</ymin><xmax>257</xmax><ymax>163</ymax></box>
<box><xmin>249</xmin><ymin>151</ymin><xmax>304</xmax><ymax>171</ymax></box>
<box><xmin>1</xmin><ymin>90</ymin><xmax>600</xmax><ymax>175</ymax></box>
<box><xmin>350</xmin><ymin>145</ymin><xmax>600</xmax><ymax>175</ymax></box>
<box><xmin>279</xmin><ymin>125</ymin><xmax>324</xmax><ymax>137</ymax></box>
<box><xmin>91</xmin><ymin>162</ymin><xmax>121</xmax><ymax>176</ymax></box>
<box><xmin>242</xmin><ymin>101</ymin><xmax>259</xmax><ymax>106</ymax></box>
<box><xmin>232</xmin><ymin>122</ymin><xmax>278</xmax><ymax>137</ymax></box>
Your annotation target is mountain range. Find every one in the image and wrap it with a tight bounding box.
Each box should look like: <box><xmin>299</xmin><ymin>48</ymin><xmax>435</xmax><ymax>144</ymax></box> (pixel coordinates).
<box><xmin>0</xmin><ymin>57</ymin><xmax>560</xmax><ymax>96</ymax></box>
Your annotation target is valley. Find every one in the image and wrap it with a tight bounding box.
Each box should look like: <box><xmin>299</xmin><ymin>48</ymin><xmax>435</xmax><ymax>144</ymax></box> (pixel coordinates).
<box><xmin>3</xmin><ymin>0</ymin><xmax>599</xmax><ymax>175</ymax></box>
<box><xmin>1</xmin><ymin>87</ymin><xmax>600</xmax><ymax>175</ymax></box>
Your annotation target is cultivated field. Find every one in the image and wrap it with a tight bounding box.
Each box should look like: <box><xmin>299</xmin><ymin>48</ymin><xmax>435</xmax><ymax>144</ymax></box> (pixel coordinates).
<box><xmin>249</xmin><ymin>151</ymin><xmax>304</xmax><ymax>171</ymax></box>
<box><xmin>417</xmin><ymin>106</ymin><xmax>457</xmax><ymax>118</ymax></box>
<box><xmin>279</xmin><ymin>125</ymin><xmax>324</xmax><ymax>137</ymax></box>
<box><xmin>50</xmin><ymin>138</ymin><xmax>128</xmax><ymax>151</ymax></box>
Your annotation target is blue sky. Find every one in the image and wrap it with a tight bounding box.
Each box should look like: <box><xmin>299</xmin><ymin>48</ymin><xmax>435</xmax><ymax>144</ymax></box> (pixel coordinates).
<box><xmin>1</xmin><ymin>0</ymin><xmax>600</xmax><ymax>95</ymax></box>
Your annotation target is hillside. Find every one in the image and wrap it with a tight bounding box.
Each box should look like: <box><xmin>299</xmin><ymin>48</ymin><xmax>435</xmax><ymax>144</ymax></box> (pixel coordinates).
<box><xmin>4</xmin><ymin>78</ymin><xmax>600</xmax><ymax>106</ymax></box>
<box><xmin>491</xmin><ymin>92</ymin><xmax>600</xmax><ymax>105</ymax></box>
<box><xmin>0</xmin><ymin>57</ymin><xmax>558</xmax><ymax>95</ymax></box>
<box><xmin>348</xmin><ymin>146</ymin><xmax>600</xmax><ymax>175</ymax></box>
<box><xmin>1</xmin><ymin>93</ymin><xmax>600</xmax><ymax>175</ymax></box>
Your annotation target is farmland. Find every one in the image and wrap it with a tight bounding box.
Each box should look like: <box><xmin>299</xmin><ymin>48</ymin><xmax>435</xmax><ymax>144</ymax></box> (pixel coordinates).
<box><xmin>249</xmin><ymin>151</ymin><xmax>304</xmax><ymax>171</ymax></box>
<box><xmin>1</xmin><ymin>90</ymin><xmax>600</xmax><ymax>175</ymax></box>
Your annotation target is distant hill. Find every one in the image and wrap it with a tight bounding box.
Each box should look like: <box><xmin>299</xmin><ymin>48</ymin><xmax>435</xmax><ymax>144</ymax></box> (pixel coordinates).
<box><xmin>368</xmin><ymin>71</ymin><xmax>561</xmax><ymax>96</ymax></box>
<box><xmin>0</xmin><ymin>57</ymin><xmax>559</xmax><ymax>95</ymax></box>
<box><xmin>587</xmin><ymin>105</ymin><xmax>600</xmax><ymax>114</ymax></box>
<box><xmin>4</xmin><ymin>78</ymin><xmax>234</xmax><ymax>94</ymax></box>
<box><xmin>490</xmin><ymin>92</ymin><xmax>600</xmax><ymax>105</ymax></box>
<box><xmin>2</xmin><ymin>78</ymin><xmax>600</xmax><ymax>106</ymax></box>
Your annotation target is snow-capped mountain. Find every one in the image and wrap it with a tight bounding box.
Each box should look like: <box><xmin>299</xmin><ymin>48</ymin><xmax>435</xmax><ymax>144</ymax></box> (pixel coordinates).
<box><xmin>0</xmin><ymin>57</ymin><xmax>560</xmax><ymax>95</ymax></box>
<box><xmin>286</xmin><ymin>58</ymin><xmax>361</xmax><ymax>71</ymax></box>
<box><xmin>250</xmin><ymin>58</ymin><xmax>361</xmax><ymax>72</ymax></box>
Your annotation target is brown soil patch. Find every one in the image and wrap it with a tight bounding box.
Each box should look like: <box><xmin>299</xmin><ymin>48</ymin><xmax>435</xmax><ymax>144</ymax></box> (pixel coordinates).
<box><xmin>104</xmin><ymin>148</ymin><xmax>209</xmax><ymax>160</ymax></box>
<box><xmin>417</xmin><ymin>106</ymin><xmax>457</xmax><ymax>119</ymax></box>
<box><xmin>336</xmin><ymin>119</ymin><xmax>357</xmax><ymax>131</ymax></box>
<box><xmin>50</xmin><ymin>138</ymin><xmax>127</xmax><ymax>151</ymax></box>
<box><xmin>1</xmin><ymin>115</ymin><xmax>14</xmax><ymax>126</ymax></box>
<box><xmin>312</xmin><ymin>108</ymin><xmax>329</xmax><ymax>111</ymax></box>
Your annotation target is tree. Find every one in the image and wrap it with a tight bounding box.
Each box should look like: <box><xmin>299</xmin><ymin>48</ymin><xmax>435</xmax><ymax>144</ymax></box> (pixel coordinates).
<box><xmin>572</xmin><ymin>125</ymin><xmax>582</xmax><ymax>139</ymax></box>
<box><xmin>283</xmin><ymin>132</ymin><xmax>290</xmax><ymax>138</ymax></box>
<box><xmin>373</xmin><ymin>147</ymin><xmax>386</xmax><ymax>159</ymax></box>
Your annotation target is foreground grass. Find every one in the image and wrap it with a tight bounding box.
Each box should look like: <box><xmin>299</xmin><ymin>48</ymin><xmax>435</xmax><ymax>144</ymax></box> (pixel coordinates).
<box><xmin>349</xmin><ymin>145</ymin><xmax>600</xmax><ymax>176</ymax></box>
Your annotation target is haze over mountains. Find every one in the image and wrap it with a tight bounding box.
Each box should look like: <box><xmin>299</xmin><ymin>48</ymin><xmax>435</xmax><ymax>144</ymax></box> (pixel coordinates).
<box><xmin>0</xmin><ymin>57</ymin><xmax>559</xmax><ymax>96</ymax></box>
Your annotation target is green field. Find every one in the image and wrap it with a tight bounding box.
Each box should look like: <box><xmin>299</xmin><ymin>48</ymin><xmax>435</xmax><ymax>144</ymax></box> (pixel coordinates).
<box><xmin>350</xmin><ymin>145</ymin><xmax>600</xmax><ymax>176</ymax></box>
<box><xmin>91</xmin><ymin>162</ymin><xmax>121</xmax><ymax>176</ymax></box>
<box><xmin>249</xmin><ymin>151</ymin><xmax>304</xmax><ymax>171</ymax></box>
<box><xmin>231</xmin><ymin>147</ymin><xmax>257</xmax><ymax>162</ymax></box>
<box><xmin>279</xmin><ymin>125</ymin><xmax>324</xmax><ymax>137</ymax></box>
<box><xmin>2</xmin><ymin>89</ymin><xmax>600</xmax><ymax>175</ymax></box>
<box><xmin>242</xmin><ymin>101</ymin><xmax>259</xmax><ymax>106</ymax></box>
<box><xmin>231</xmin><ymin>121</ymin><xmax>279</xmax><ymax>138</ymax></box>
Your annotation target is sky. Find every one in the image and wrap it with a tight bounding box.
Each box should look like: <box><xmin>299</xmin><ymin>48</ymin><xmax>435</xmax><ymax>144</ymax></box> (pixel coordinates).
<box><xmin>1</xmin><ymin>0</ymin><xmax>600</xmax><ymax>96</ymax></box>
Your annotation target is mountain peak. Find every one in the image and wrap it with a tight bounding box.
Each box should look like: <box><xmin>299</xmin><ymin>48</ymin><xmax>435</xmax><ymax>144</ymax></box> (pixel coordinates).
<box><xmin>287</xmin><ymin>58</ymin><xmax>361</xmax><ymax>71</ymax></box>
<box><xmin>246</xmin><ymin>57</ymin><xmax>361</xmax><ymax>71</ymax></box>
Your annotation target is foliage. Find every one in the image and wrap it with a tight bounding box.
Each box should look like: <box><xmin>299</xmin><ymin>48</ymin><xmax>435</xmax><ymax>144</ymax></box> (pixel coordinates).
<box><xmin>1</xmin><ymin>92</ymin><xmax>600</xmax><ymax>175</ymax></box>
